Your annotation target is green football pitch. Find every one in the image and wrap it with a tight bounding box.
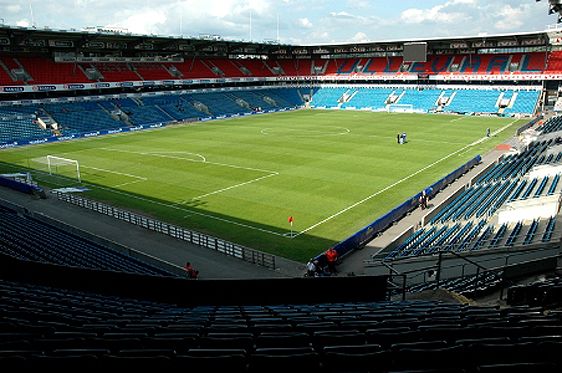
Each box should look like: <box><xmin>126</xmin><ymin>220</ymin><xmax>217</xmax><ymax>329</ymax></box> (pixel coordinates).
<box><xmin>0</xmin><ymin>110</ymin><xmax>526</xmax><ymax>262</ymax></box>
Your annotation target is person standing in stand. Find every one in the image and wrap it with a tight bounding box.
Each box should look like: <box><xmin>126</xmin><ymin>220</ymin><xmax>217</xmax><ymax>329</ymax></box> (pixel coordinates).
<box><xmin>184</xmin><ymin>262</ymin><xmax>199</xmax><ymax>279</ymax></box>
<box><xmin>325</xmin><ymin>247</ymin><xmax>338</xmax><ymax>275</ymax></box>
<box><xmin>306</xmin><ymin>259</ymin><xmax>319</xmax><ymax>277</ymax></box>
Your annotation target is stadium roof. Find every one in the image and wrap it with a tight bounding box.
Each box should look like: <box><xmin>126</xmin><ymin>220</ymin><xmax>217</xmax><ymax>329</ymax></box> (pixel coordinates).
<box><xmin>0</xmin><ymin>24</ymin><xmax>551</xmax><ymax>57</ymax></box>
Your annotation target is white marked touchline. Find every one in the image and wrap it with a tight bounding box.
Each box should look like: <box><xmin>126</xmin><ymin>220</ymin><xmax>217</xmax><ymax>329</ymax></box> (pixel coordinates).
<box><xmin>187</xmin><ymin>172</ymin><xmax>278</xmax><ymax>201</ymax></box>
<box><xmin>293</xmin><ymin>119</ymin><xmax>520</xmax><ymax>238</ymax></box>
<box><xmin>367</xmin><ymin>134</ymin><xmax>466</xmax><ymax>145</ymax></box>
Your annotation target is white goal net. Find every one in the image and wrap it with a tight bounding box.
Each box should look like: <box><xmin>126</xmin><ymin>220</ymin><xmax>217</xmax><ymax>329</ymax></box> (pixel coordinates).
<box><xmin>46</xmin><ymin>155</ymin><xmax>81</xmax><ymax>183</ymax></box>
<box><xmin>387</xmin><ymin>104</ymin><xmax>414</xmax><ymax>113</ymax></box>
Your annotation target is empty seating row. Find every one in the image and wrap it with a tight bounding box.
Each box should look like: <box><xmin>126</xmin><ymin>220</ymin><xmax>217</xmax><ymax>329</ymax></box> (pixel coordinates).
<box><xmin>0</xmin><ymin>208</ymin><xmax>174</xmax><ymax>277</ymax></box>
<box><xmin>1</xmin><ymin>52</ymin><xmax>555</xmax><ymax>85</ymax></box>
<box><xmin>310</xmin><ymin>87</ymin><xmax>540</xmax><ymax>115</ymax></box>
<box><xmin>0</xmin><ymin>88</ymin><xmax>305</xmax><ymax>144</ymax></box>
<box><xmin>387</xmin><ymin>133</ymin><xmax>560</xmax><ymax>260</ymax></box>
<box><xmin>0</xmin><ymin>277</ymin><xmax>560</xmax><ymax>370</ymax></box>
<box><xmin>388</xmin><ymin>214</ymin><xmax>557</xmax><ymax>260</ymax></box>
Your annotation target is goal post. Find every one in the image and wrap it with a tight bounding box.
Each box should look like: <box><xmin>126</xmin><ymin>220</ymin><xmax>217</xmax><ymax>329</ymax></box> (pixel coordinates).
<box><xmin>387</xmin><ymin>104</ymin><xmax>414</xmax><ymax>113</ymax></box>
<box><xmin>46</xmin><ymin>155</ymin><xmax>81</xmax><ymax>183</ymax></box>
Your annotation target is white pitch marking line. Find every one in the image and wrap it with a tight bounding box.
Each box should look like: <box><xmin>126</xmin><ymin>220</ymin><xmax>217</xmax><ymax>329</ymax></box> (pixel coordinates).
<box><xmin>187</xmin><ymin>172</ymin><xmax>278</xmax><ymax>201</ymax></box>
<box><xmin>467</xmin><ymin>119</ymin><xmax>519</xmax><ymax>147</ymax></box>
<box><xmin>144</xmin><ymin>151</ymin><xmax>207</xmax><ymax>163</ymax></box>
<box><xmin>204</xmin><ymin>159</ymin><xmax>278</xmax><ymax>174</ymax></box>
<box><xmin>449</xmin><ymin>116</ymin><xmax>467</xmax><ymax>123</ymax></box>
<box><xmin>86</xmin><ymin>183</ymin><xmax>287</xmax><ymax>237</ymax></box>
<box><xmin>113</xmin><ymin>179</ymin><xmax>145</xmax><ymax>188</ymax></box>
<box><xmin>81</xmin><ymin>165</ymin><xmax>147</xmax><ymax>181</ymax></box>
<box><xmin>261</xmin><ymin>126</ymin><xmax>351</xmax><ymax>137</ymax></box>
<box><xmin>367</xmin><ymin>134</ymin><xmax>467</xmax><ymax>145</ymax></box>
<box><xmin>293</xmin><ymin>119</ymin><xmax>521</xmax><ymax>238</ymax></box>
<box><xmin>98</xmin><ymin>147</ymin><xmax>277</xmax><ymax>174</ymax></box>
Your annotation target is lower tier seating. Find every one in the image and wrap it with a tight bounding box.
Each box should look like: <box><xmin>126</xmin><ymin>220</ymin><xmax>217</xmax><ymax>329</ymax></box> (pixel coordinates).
<box><xmin>0</xmin><ymin>277</ymin><xmax>560</xmax><ymax>370</ymax></box>
<box><xmin>0</xmin><ymin>207</ymin><xmax>175</xmax><ymax>277</ymax></box>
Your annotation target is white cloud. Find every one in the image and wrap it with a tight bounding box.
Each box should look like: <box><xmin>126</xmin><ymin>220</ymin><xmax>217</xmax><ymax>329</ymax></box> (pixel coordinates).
<box><xmin>329</xmin><ymin>11</ymin><xmax>354</xmax><ymax>18</ymax></box>
<box><xmin>0</xmin><ymin>0</ymin><xmax>555</xmax><ymax>44</ymax></box>
<box><xmin>494</xmin><ymin>4</ymin><xmax>527</xmax><ymax>31</ymax></box>
<box><xmin>113</xmin><ymin>8</ymin><xmax>167</xmax><ymax>34</ymax></box>
<box><xmin>450</xmin><ymin>0</ymin><xmax>477</xmax><ymax>4</ymax></box>
<box><xmin>400</xmin><ymin>1</ymin><xmax>469</xmax><ymax>25</ymax></box>
<box><xmin>297</xmin><ymin>17</ymin><xmax>312</xmax><ymax>29</ymax></box>
<box><xmin>16</xmin><ymin>19</ymin><xmax>30</xmax><ymax>27</ymax></box>
<box><xmin>351</xmin><ymin>32</ymin><xmax>368</xmax><ymax>43</ymax></box>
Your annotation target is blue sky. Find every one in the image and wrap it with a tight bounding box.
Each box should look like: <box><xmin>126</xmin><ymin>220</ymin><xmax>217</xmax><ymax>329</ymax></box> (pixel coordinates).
<box><xmin>0</xmin><ymin>1</ymin><xmax>557</xmax><ymax>44</ymax></box>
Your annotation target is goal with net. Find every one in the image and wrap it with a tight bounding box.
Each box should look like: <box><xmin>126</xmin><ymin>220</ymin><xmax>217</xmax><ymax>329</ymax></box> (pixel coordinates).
<box><xmin>387</xmin><ymin>104</ymin><xmax>414</xmax><ymax>113</ymax></box>
<box><xmin>46</xmin><ymin>155</ymin><xmax>81</xmax><ymax>183</ymax></box>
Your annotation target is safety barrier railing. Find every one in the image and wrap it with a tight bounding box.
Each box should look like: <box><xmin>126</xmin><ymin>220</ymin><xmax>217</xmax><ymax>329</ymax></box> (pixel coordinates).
<box><xmin>56</xmin><ymin>192</ymin><xmax>276</xmax><ymax>270</ymax></box>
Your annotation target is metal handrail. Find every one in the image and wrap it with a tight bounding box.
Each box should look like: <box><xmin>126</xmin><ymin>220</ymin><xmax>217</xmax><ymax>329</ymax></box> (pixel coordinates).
<box><xmin>56</xmin><ymin>192</ymin><xmax>277</xmax><ymax>270</ymax></box>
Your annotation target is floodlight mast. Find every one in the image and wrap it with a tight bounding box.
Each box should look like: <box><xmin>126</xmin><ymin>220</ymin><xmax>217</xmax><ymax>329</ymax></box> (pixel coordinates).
<box><xmin>538</xmin><ymin>0</ymin><xmax>562</xmax><ymax>22</ymax></box>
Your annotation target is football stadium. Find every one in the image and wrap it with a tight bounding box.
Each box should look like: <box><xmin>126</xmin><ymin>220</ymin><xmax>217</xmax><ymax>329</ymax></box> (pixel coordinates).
<box><xmin>0</xmin><ymin>0</ymin><xmax>562</xmax><ymax>370</ymax></box>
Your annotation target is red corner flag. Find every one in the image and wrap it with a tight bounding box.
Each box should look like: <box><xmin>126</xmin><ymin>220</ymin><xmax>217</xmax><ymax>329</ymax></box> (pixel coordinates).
<box><xmin>288</xmin><ymin>216</ymin><xmax>294</xmax><ymax>237</ymax></box>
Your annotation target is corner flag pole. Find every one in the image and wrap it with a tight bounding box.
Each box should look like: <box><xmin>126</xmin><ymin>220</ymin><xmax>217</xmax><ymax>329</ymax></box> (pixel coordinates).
<box><xmin>288</xmin><ymin>216</ymin><xmax>294</xmax><ymax>237</ymax></box>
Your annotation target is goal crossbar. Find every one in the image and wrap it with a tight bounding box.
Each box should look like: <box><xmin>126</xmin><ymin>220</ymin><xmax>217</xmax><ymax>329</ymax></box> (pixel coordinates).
<box><xmin>46</xmin><ymin>155</ymin><xmax>81</xmax><ymax>183</ymax></box>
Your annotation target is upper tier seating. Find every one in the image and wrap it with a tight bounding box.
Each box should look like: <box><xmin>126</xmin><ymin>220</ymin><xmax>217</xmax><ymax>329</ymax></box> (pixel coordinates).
<box><xmin>88</xmin><ymin>63</ymin><xmax>140</xmax><ymax>82</ymax></box>
<box><xmin>18</xmin><ymin>57</ymin><xmax>89</xmax><ymax>84</ymax></box>
<box><xmin>0</xmin><ymin>61</ymin><xmax>15</xmax><ymax>85</ymax></box>
<box><xmin>546</xmin><ymin>51</ymin><xmax>562</xmax><ymax>73</ymax></box>
<box><xmin>132</xmin><ymin>63</ymin><xmax>174</xmax><ymax>81</ymax></box>
<box><xmin>207</xmin><ymin>59</ymin><xmax>246</xmax><ymax>77</ymax></box>
<box><xmin>0</xmin><ymin>52</ymin><xmax>555</xmax><ymax>86</ymax></box>
<box><xmin>173</xmin><ymin>59</ymin><xmax>221</xmax><ymax>78</ymax></box>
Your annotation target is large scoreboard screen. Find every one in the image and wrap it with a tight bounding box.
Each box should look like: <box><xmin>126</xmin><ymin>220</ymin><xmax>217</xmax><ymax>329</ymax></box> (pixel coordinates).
<box><xmin>403</xmin><ymin>42</ymin><xmax>427</xmax><ymax>62</ymax></box>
